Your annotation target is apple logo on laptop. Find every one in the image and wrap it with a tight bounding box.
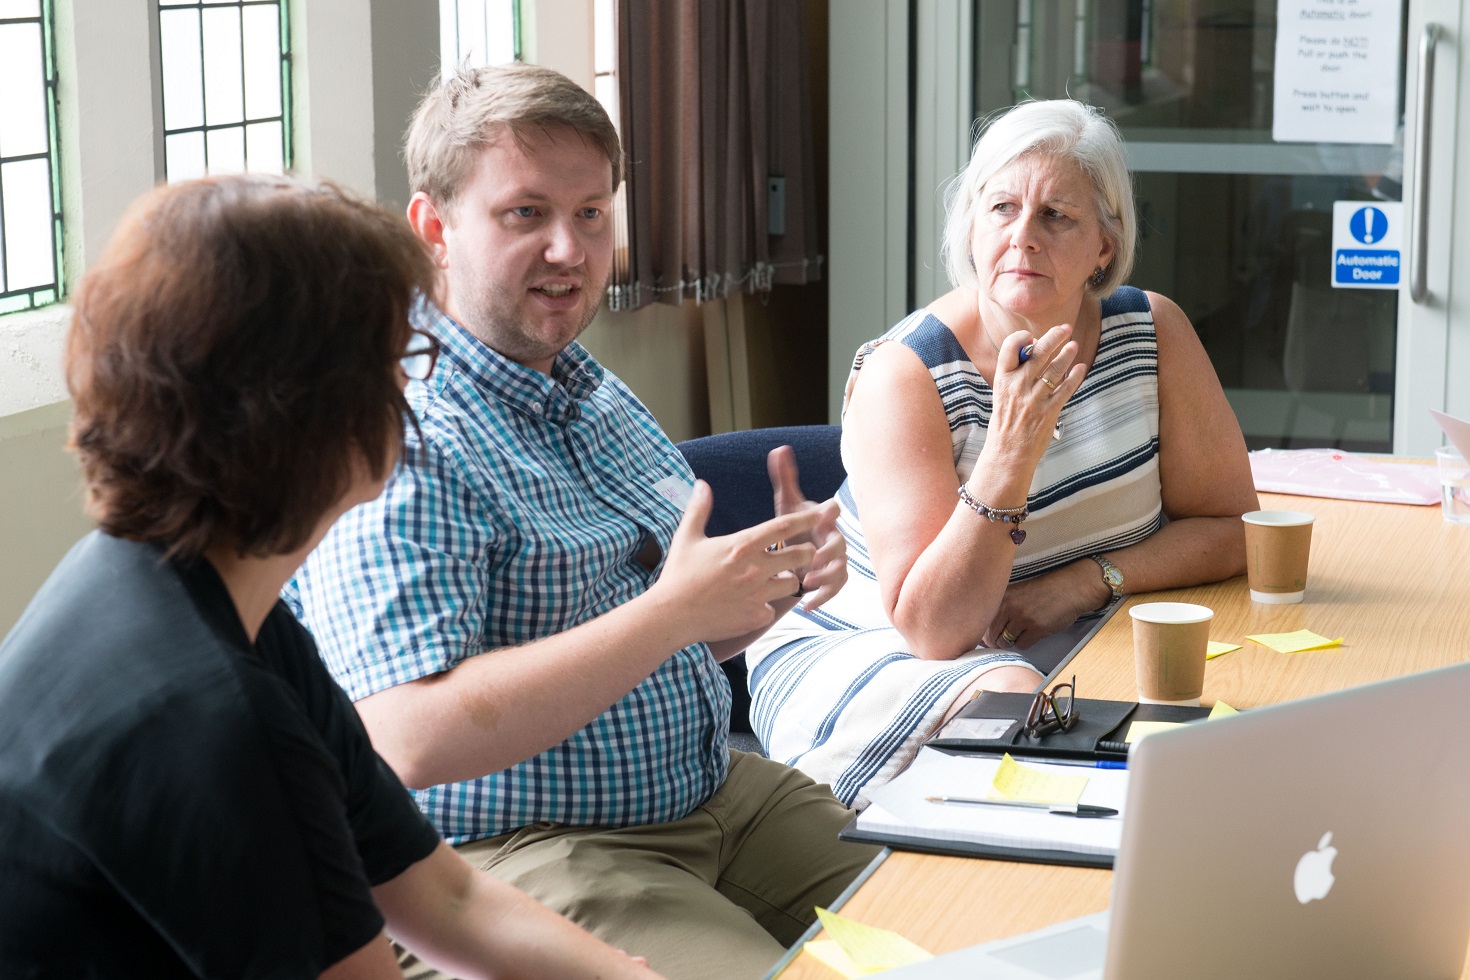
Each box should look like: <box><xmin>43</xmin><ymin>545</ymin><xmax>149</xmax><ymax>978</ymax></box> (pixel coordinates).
<box><xmin>1293</xmin><ymin>831</ymin><xmax>1338</xmax><ymax>904</ymax></box>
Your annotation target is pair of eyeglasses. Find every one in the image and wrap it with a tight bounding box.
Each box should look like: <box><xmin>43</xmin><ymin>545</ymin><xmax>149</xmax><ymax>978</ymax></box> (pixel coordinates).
<box><xmin>1023</xmin><ymin>675</ymin><xmax>1078</xmax><ymax>739</ymax></box>
<box><xmin>400</xmin><ymin>328</ymin><xmax>440</xmax><ymax>381</ymax></box>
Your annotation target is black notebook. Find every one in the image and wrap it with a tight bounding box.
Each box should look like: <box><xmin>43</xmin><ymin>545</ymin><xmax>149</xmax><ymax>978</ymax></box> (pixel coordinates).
<box><xmin>928</xmin><ymin>691</ymin><xmax>1212</xmax><ymax>761</ymax></box>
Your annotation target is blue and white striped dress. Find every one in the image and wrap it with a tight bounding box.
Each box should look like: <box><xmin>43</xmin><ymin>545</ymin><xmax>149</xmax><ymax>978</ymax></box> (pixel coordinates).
<box><xmin>746</xmin><ymin>286</ymin><xmax>1165</xmax><ymax>807</ymax></box>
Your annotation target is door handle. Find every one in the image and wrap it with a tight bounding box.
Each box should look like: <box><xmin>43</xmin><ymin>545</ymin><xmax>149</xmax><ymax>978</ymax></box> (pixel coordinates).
<box><xmin>1410</xmin><ymin>23</ymin><xmax>1439</xmax><ymax>304</ymax></box>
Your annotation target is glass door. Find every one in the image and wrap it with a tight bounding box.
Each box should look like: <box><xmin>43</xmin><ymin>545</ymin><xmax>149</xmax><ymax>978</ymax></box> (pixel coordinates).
<box><xmin>973</xmin><ymin>0</ymin><xmax>1460</xmax><ymax>454</ymax></box>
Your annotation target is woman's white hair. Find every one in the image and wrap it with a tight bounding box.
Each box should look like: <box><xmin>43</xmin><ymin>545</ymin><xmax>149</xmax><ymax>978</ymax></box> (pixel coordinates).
<box><xmin>941</xmin><ymin>99</ymin><xmax>1136</xmax><ymax>297</ymax></box>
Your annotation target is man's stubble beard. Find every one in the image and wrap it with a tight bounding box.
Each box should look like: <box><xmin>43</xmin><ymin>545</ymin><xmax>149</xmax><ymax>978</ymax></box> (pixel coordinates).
<box><xmin>449</xmin><ymin>266</ymin><xmax>607</xmax><ymax>367</ymax></box>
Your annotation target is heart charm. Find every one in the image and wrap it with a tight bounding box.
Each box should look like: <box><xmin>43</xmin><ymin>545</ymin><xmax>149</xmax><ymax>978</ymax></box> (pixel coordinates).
<box><xmin>1010</xmin><ymin>528</ymin><xmax>1027</xmax><ymax>545</ymax></box>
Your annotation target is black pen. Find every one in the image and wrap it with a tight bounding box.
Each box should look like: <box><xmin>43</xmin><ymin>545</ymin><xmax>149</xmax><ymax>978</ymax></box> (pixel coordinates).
<box><xmin>924</xmin><ymin>795</ymin><xmax>1118</xmax><ymax>818</ymax></box>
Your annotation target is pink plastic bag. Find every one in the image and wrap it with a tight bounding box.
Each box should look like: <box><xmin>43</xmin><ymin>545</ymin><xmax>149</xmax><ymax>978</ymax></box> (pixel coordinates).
<box><xmin>1248</xmin><ymin>449</ymin><xmax>1440</xmax><ymax>506</ymax></box>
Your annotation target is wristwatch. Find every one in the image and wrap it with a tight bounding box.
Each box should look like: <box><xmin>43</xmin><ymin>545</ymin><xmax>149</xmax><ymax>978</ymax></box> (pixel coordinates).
<box><xmin>1089</xmin><ymin>554</ymin><xmax>1125</xmax><ymax>604</ymax></box>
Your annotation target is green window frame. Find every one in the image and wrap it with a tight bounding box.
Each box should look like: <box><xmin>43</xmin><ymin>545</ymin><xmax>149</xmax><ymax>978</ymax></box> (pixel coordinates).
<box><xmin>0</xmin><ymin>0</ymin><xmax>64</xmax><ymax>314</ymax></box>
<box><xmin>156</xmin><ymin>0</ymin><xmax>292</xmax><ymax>182</ymax></box>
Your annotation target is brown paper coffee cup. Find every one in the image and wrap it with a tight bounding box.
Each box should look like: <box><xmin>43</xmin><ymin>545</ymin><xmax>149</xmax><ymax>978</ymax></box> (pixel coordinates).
<box><xmin>1242</xmin><ymin>510</ymin><xmax>1315</xmax><ymax>604</ymax></box>
<box><xmin>1130</xmin><ymin>602</ymin><xmax>1213</xmax><ymax>705</ymax></box>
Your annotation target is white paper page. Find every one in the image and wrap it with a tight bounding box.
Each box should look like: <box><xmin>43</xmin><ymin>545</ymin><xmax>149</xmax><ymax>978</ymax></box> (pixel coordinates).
<box><xmin>1272</xmin><ymin>0</ymin><xmax>1402</xmax><ymax>145</ymax></box>
<box><xmin>858</xmin><ymin>748</ymin><xmax>1128</xmax><ymax>856</ymax></box>
<box><xmin>1431</xmin><ymin>409</ymin><xmax>1470</xmax><ymax>464</ymax></box>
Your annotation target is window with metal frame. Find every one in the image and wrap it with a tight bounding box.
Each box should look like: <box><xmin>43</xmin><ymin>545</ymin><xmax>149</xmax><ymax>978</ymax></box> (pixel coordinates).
<box><xmin>156</xmin><ymin>0</ymin><xmax>291</xmax><ymax>183</ymax></box>
<box><xmin>0</xmin><ymin>0</ymin><xmax>63</xmax><ymax>314</ymax></box>
<box><xmin>440</xmin><ymin>0</ymin><xmax>518</xmax><ymax>77</ymax></box>
<box><xmin>593</xmin><ymin>0</ymin><xmax>615</xmax><ymax>121</ymax></box>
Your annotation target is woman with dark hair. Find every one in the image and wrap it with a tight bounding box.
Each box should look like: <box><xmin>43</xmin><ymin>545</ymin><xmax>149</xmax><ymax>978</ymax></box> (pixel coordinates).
<box><xmin>0</xmin><ymin>175</ymin><xmax>659</xmax><ymax>979</ymax></box>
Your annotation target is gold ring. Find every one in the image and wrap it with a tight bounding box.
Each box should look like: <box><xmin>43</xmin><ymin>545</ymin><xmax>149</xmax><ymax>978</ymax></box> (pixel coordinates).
<box><xmin>1000</xmin><ymin>629</ymin><xmax>1019</xmax><ymax>645</ymax></box>
<box><xmin>1040</xmin><ymin>376</ymin><xmax>1057</xmax><ymax>391</ymax></box>
<box><xmin>766</xmin><ymin>539</ymin><xmax>786</xmax><ymax>553</ymax></box>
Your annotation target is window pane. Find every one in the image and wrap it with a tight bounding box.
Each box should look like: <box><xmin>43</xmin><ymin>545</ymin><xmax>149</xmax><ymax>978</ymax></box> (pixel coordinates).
<box><xmin>201</xmin><ymin>6</ymin><xmax>245</xmax><ymax>126</ymax></box>
<box><xmin>159</xmin><ymin>9</ymin><xmax>204</xmax><ymax>131</ymax></box>
<box><xmin>205</xmin><ymin>126</ymin><xmax>246</xmax><ymax>175</ymax></box>
<box><xmin>441</xmin><ymin>0</ymin><xmax>517</xmax><ymax>77</ymax></box>
<box><xmin>456</xmin><ymin>0</ymin><xmax>487</xmax><ymax>68</ymax></box>
<box><xmin>1</xmin><ymin>158</ymin><xmax>55</xmax><ymax>291</ymax></box>
<box><xmin>0</xmin><ymin>0</ymin><xmax>59</xmax><ymax>308</ymax></box>
<box><xmin>165</xmin><ymin>131</ymin><xmax>206</xmax><ymax>184</ymax></box>
<box><xmin>0</xmin><ymin>23</ymin><xmax>47</xmax><ymax>157</ymax></box>
<box><xmin>245</xmin><ymin>120</ymin><xmax>282</xmax><ymax>174</ymax></box>
<box><xmin>483</xmin><ymin>0</ymin><xmax>515</xmax><ymax>65</ymax></box>
<box><xmin>594</xmin><ymin>0</ymin><xmax>613</xmax><ymax>75</ymax></box>
<box><xmin>241</xmin><ymin>4</ymin><xmax>281</xmax><ymax>119</ymax></box>
<box><xmin>159</xmin><ymin>1</ymin><xmax>288</xmax><ymax>181</ymax></box>
<box><xmin>594</xmin><ymin>74</ymin><xmax>616</xmax><ymax>127</ymax></box>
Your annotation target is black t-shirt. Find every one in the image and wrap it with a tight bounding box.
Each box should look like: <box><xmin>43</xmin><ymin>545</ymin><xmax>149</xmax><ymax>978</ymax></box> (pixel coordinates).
<box><xmin>0</xmin><ymin>532</ymin><xmax>441</xmax><ymax>977</ymax></box>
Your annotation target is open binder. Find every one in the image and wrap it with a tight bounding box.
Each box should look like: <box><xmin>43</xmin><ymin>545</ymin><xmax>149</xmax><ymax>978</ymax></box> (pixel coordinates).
<box><xmin>837</xmin><ymin>696</ymin><xmax>1217</xmax><ymax>867</ymax></box>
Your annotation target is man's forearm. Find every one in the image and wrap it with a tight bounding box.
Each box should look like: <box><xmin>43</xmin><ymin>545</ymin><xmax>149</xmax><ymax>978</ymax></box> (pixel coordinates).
<box><xmin>356</xmin><ymin>494</ymin><xmax>821</xmax><ymax>789</ymax></box>
<box><xmin>355</xmin><ymin>589</ymin><xmax>695</xmax><ymax>790</ymax></box>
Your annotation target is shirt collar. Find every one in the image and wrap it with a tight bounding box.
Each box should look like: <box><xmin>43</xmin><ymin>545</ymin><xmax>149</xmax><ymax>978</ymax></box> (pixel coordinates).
<box><xmin>412</xmin><ymin>297</ymin><xmax>604</xmax><ymax>424</ymax></box>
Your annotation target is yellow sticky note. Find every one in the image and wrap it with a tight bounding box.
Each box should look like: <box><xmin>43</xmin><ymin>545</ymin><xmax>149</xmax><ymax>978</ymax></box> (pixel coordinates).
<box><xmin>1245</xmin><ymin>629</ymin><xmax>1344</xmax><ymax>654</ymax></box>
<box><xmin>991</xmin><ymin>752</ymin><xmax>1088</xmax><ymax>804</ymax></box>
<box><xmin>802</xmin><ymin>940</ymin><xmax>868</xmax><ymax>978</ymax></box>
<box><xmin>1206</xmin><ymin>641</ymin><xmax>1241</xmax><ymax>659</ymax></box>
<box><xmin>1208</xmin><ymin>700</ymin><xmax>1238</xmax><ymax>720</ymax></box>
<box><xmin>813</xmin><ymin>908</ymin><xmax>932</xmax><ymax>973</ymax></box>
<box><xmin>1124</xmin><ymin>721</ymin><xmax>1183</xmax><ymax>744</ymax></box>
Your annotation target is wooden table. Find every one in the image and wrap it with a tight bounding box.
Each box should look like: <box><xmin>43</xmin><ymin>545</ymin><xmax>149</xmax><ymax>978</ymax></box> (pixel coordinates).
<box><xmin>779</xmin><ymin>490</ymin><xmax>1470</xmax><ymax>978</ymax></box>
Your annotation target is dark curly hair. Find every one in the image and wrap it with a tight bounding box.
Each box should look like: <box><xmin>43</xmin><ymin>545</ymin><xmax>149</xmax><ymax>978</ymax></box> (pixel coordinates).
<box><xmin>65</xmin><ymin>174</ymin><xmax>438</xmax><ymax>561</ymax></box>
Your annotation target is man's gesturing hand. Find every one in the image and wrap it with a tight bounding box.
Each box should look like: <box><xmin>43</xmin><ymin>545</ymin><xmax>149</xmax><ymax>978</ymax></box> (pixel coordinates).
<box><xmin>655</xmin><ymin>479</ymin><xmax>821</xmax><ymax>643</ymax></box>
<box><xmin>767</xmin><ymin>446</ymin><xmax>847</xmax><ymax>610</ymax></box>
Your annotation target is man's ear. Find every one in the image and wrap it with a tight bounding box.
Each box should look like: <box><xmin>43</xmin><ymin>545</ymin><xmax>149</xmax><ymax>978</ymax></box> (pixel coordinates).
<box><xmin>407</xmin><ymin>192</ymin><xmax>451</xmax><ymax>268</ymax></box>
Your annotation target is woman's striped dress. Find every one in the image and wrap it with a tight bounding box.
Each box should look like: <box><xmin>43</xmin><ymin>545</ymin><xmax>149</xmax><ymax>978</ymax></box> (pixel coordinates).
<box><xmin>746</xmin><ymin>286</ymin><xmax>1165</xmax><ymax>808</ymax></box>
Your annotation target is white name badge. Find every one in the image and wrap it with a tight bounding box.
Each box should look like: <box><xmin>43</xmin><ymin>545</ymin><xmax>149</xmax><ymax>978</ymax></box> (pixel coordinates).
<box><xmin>652</xmin><ymin>475</ymin><xmax>694</xmax><ymax>510</ymax></box>
<box><xmin>941</xmin><ymin>718</ymin><xmax>1017</xmax><ymax>741</ymax></box>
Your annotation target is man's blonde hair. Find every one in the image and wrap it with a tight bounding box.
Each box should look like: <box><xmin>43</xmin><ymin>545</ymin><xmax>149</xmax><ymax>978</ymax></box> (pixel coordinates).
<box><xmin>405</xmin><ymin>62</ymin><xmax>623</xmax><ymax>214</ymax></box>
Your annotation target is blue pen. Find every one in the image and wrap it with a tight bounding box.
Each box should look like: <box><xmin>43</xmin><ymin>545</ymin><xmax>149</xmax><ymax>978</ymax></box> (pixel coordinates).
<box><xmin>1011</xmin><ymin>756</ymin><xmax>1127</xmax><ymax>771</ymax></box>
<box><xmin>1019</xmin><ymin>343</ymin><xmax>1034</xmax><ymax>363</ymax></box>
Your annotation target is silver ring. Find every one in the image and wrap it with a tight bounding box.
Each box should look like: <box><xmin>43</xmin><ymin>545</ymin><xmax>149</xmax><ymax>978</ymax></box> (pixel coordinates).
<box><xmin>1000</xmin><ymin>628</ymin><xmax>1019</xmax><ymax>645</ymax></box>
<box><xmin>1039</xmin><ymin>376</ymin><xmax>1057</xmax><ymax>391</ymax></box>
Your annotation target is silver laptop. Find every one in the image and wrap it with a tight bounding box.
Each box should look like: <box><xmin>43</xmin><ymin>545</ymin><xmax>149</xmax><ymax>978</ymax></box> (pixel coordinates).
<box><xmin>879</xmin><ymin>661</ymin><xmax>1470</xmax><ymax>979</ymax></box>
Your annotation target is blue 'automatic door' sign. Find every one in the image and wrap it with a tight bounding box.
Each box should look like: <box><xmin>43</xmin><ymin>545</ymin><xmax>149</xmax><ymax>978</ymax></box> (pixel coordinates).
<box><xmin>1332</xmin><ymin>201</ymin><xmax>1402</xmax><ymax>290</ymax></box>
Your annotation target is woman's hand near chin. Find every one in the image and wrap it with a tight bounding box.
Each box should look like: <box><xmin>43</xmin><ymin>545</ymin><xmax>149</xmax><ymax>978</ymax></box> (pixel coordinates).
<box><xmin>978</xmin><ymin>323</ymin><xmax>1085</xmax><ymax>477</ymax></box>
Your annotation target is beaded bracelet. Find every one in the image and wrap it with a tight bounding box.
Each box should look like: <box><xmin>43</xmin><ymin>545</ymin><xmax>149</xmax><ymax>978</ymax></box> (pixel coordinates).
<box><xmin>957</xmin><ymin>485</ymin><xmax>1030</xmax><ymax>545</ymax></box>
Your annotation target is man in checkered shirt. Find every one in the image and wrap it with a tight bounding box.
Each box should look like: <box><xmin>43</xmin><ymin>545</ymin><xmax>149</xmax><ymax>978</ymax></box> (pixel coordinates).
<box><xmin>287</xmin><ymin>63</ymin><xmax>877</xmax><ymax>980</ymax></box>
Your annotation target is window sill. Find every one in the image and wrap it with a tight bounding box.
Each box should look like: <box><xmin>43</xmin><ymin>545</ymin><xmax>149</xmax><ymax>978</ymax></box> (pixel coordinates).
<box><xmin>1</xmin><ymin>304</ymin><xmax>71</xmax><ymax>426</ymax></box>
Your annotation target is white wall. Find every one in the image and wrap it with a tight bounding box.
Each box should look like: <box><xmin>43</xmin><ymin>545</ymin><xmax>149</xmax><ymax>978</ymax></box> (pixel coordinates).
<box><xmin>826</xmin><ymin>0</ymin><xmax>911</xmax><ymax>421</ymax></box>
<box><xmin>826</xmin><ymin>0</ymin><xmax>973</xmax><ymax>421</ymax></box>
<box><xmin>0</xmin><ymin>0</ymin><xmax>442</xmax><ymax>635</ymax></box>
<box><xmin>0</xmin><ymin>405</ymin><xmax>91</xmax><ymax>635</ymax></box>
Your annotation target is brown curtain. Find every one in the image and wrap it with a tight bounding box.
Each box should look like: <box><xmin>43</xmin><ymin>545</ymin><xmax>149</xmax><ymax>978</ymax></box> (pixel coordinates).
<box><xmin>610</xmin><ymin>0</ymin><xmax>820</xmax><ymax>312</ymax></box>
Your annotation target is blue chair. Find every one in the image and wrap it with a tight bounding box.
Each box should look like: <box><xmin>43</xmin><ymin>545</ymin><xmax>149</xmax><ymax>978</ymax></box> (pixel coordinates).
<box><xmin>675</xmin><ymin>425</ymin><xmax>846</xmax><ymax>752</ymax></box>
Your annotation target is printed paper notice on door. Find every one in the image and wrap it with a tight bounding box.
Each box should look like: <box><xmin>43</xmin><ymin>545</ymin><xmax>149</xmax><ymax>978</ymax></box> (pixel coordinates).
<box><xmin>1272</xmin><ymin>0</ymin><xmax>1403</xmax><ymax>145</ymax></box>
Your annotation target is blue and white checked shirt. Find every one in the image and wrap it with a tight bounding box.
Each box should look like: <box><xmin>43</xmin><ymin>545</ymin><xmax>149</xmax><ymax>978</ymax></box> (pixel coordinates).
<box><xmin>286</xmin><ymin>302</ymin><xmax>731</xmax><ymax>844</ymax></box>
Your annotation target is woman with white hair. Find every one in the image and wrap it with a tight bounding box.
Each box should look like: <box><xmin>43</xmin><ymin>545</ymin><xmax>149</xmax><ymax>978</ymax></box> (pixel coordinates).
<box><xmin>746</xmin><ymin>100</ymin><xmax>1257</xmax><ymax>808</ymax></box>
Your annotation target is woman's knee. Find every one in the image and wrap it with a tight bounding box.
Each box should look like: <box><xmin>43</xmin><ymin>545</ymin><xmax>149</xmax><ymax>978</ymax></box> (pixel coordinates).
<box><xmin>943</xmin><ymin>664</ymin><xmax>1043</xmax><ymax>720</ymax></box>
